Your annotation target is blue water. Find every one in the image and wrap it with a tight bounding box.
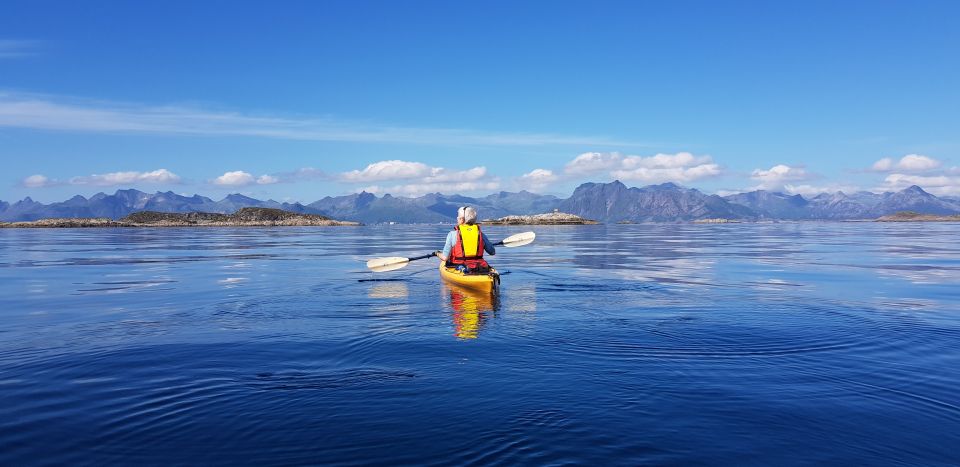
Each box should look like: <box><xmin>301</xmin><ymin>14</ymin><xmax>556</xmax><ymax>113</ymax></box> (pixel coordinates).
<box><xmin>1</xmin><ymin>224</ymin><xmax>959</xmax><ymax>465</ymax></box>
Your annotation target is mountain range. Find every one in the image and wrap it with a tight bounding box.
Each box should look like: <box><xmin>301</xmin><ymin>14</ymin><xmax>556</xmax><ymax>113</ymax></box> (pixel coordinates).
<box><xmin>3</xmin><ymin>182</ymin><xmax>959</xmax><ymax>223</ymax></box>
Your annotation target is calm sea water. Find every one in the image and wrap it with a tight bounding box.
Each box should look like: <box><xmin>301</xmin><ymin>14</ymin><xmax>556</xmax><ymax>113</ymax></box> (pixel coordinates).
<box><xmin>1</xmin><ymin>224</ymin><xmax>959</xmax><ymax>465</ymax></box>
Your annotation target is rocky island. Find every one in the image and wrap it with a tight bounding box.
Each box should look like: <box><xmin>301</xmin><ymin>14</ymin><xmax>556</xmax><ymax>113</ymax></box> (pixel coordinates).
<box><xmin>692</xmin><ymin>218</ymin><xmax>742</xmax><ymax>224</ymax></box>
<box><xmin>0</xmin><ymin>208</ymin><xmax>360</xmax><ymax>228</ymax></box>
<box><xmin>483</xmin><ymin>210</ymin><xmax>597</xmax><ymax>225</ymax></box>
<box><xmin>876</xmin><ymin>211</ymin><xmax>960</xmax><ymax>222</ymax></box>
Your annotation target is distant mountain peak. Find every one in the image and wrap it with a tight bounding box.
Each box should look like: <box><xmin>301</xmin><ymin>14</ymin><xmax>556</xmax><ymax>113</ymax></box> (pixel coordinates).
<box><xmin>114</xmin><ymin>188</ymin><xmax>147</xmax><ymax>196</ymax></box>
<box><xmin>573</xmin><ymin>180</ymin><xmax>628</xmax><ymax>192</ymax></box>
<box><xmin>224</xmin><ymin>193</ymin><xmax>258</xmax><ymax>202</ymax></box>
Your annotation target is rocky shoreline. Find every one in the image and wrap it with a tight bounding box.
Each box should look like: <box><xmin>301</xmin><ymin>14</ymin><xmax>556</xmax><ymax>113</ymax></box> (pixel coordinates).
<box><xmin>483</xmin><ymin>211</ymin><xmax>597</xmax><ymax>225</ymax></box>
<box><xmin>692</xmin><ymin>218</ymin><xmax>742</xmax><ymax>224</ymax></box>
<box><xmin>0</xmin><ymin>208</ymin><xmax>360</xmax><ymax>228</ymax></box>
<box><xmin>5</xmin><ymin>207</ymin><xmax>958</xmax><ymax>227</ymax></box>
<box><xmin>876</xmin><ymin>211</ymin><xmax>960</xmax><ymax>222</ymax></box>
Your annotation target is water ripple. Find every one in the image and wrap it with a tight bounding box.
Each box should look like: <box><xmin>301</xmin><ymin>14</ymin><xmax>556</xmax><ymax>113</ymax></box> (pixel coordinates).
<box><xmin>1</xmin><ymin>224</ymin><xmax>959</xmax><ymax>465</ymax></box>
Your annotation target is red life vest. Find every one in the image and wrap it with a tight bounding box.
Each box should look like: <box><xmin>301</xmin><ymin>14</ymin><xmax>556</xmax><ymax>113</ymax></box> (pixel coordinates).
<box><xmin>449</xmin><ymin>224</ymin><xmax>490</xmax><ymax>270</ymax></box>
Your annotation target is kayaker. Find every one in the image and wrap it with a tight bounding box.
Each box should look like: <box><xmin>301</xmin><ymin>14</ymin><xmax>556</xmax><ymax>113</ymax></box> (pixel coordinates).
<box><xmin>437</xmin><ymin>206</ymin><xmax>495</xmax><ymax>273</ymax></box>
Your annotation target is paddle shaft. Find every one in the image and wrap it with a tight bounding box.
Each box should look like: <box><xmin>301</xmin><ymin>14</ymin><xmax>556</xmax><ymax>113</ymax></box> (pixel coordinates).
<box><xmin>402</xmin><ymin>240</ymin><xmax>497</xmax><ymax>266</ymax></box>
<box><xmin>408</xmin><ymin>252</ymin><xmax>437</xmax><ymax>262</ymax></box>
<box><xmin>367</xmin><ymin>231</ymin><xmax>534</xmax><ymax>272</ymax></box>
<box><xmin>414</xmin><ymin>234</ymin><xmax>522</xmax><ymax>260</ymax></box>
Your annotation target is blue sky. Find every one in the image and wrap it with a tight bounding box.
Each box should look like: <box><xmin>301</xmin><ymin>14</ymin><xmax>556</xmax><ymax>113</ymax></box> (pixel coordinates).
<box><xmin>2</xmin><ymin>0</ymin><xmax>959</xmax><ymax>202</ymax></box>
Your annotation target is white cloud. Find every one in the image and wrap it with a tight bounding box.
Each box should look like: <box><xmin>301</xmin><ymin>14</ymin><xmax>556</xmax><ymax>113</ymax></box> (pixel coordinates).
<box><xmin>612</xmin><ymin>164</ymin><xmax>721</xmax><ymax>183</ymax></box>
<box><xmin>70</xmin><ymin>169</ymin><xmax>181</xmax><ymax>186</ymax></box>
<box><xmin>620</xmin><ymin>152</ymin><xmax>712</xmax><ymax>170</ymax></box>
<box><xmin>898</xmin><ymin>154</ymin><xmax>941</xmax><ymax>171</ymax></box>
<box><xmin>518</xmin><ymin>168</ymin><xmax>558</xmax><ymax>191</ymax></box>
<box><xmin>871</xmin><ymin>157</ymin><xmax>894</xmax><ymax>171</ymax></box>
<box><xmin>138</xmin><ymin>169</ymin><xmax>180</xmax><ymax>184</ymax></box>
<box><xmin>377</xmin><ymin>180</ymin><xmax>502</xmax><ymax>197</ymax></box>
<box><xmin>429</xmin><ymin>166</ymin><xmax>487</xmax><ymax>183</ymax></box>
<box><xmin>521</xmin><ymin>168</ymin><xmax>556</xmax><ymax>182</ymax></box>
<box><xmin>871</xmin><ymin>154</ymin><xmax>941</xmax><ymax>172</ymax></box>
<box><xmin>749</xmin><ymin>164</ymin><xmax>812</xmax><ymax>191</ymax></box>
<box><xmin>564</xmin><ymin>152</ymin><xmax>623</xmax><ymax>175</ymax></box>
<box><xmin>256</xmin><ymin>175</ymin><xmax>279</xmax><ymax>185</ymax></box>
<box><xmin>561</xmin><ymin>151</ymin><xmax>721</xmax><ymax>184</ymax></box>
<box><xmin>213</xmin><ymin>171</ymin><xmax>255</xmax><ymax>186</ymax></box>
<box><xmin>782</xmin><ymin>184</ymin><xmax>860</xmax><ymax>196</ymax></box>
<box><xmin>0</xmin><ymin>92</ymin><xmax>639</xmax><ymax>147</ymax></box>
<box><xmin>342</xmin><ymin>160</ymin><xmax>433</xmax><ymax>182</ymax></box>
<box><xmin>879</xmin><ymin>173</ymin><xmax>960</xmax><ymax>196</ymax></box>
<box><xmin>21</xmin><ymin>174</ymin><xmax>56</xmax><ymax>188</ymax></box>
<box><xmin>341</xmin><ymin>160</ymin><xmax>489</xmax><ymax>184</ymax></box>
<box><xmin>869</xmin><ymin>156</ymin><xmax>959</xmax><ymax>195</ymax></box>
<box><xmin>339</xmin><ymin>160</ymin><xmax>498</xmax><ymax>196</ymax></box>
<box><xmin>250</xmin><ymin>167</ymin><xmax>328</xmax><ymax>185</ymax></box>
<box><xmin>211</xmin><ymin>171</ymin><xmax>280</xmax><ymax>186</ymax></box>
<box><xmin>611</xmin><ymin>152</ymin><xmax>721</xmax><ymax>183</ymax></box>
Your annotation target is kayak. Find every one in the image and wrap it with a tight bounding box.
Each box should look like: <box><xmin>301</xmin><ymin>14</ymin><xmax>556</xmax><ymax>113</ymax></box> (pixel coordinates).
<box><xmin>439</xmin><ymin>264</ymin><xmax>500</xmax><ymax>292</ymax></box>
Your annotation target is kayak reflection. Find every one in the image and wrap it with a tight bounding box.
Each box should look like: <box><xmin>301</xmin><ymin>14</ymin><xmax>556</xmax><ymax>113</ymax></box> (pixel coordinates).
<box><xmin>443</xmin><ymin>282</ymin><xmax>500</xmax><ymax>339</ymax></box>
<box><xmin>367</xmin><ymin>281</ymin><xmax>409</xmax><ymax>299</ymax></box>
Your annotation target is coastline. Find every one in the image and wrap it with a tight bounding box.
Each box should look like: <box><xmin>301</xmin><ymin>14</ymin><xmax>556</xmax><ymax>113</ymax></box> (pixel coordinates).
<box><xmin>482</xmin><ymin>211</ymin><xmax>598</xmax><ymax>225</ymax></box>
<box><xmin>0</xmin><ymin>208</ymin><xmax>360</xmax><ymax>228</ymax></box>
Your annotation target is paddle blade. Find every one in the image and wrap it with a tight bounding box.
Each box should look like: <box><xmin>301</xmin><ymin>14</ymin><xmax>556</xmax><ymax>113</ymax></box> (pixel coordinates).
<box><xmin>500</xmin><ymin>231</ymin><xmax>536</xmax><ymax>248</ymax></box>
<box><xmin>366</xmin><ymin>256</ymin><xmax>411</xmax><ymax>273</ymax></box>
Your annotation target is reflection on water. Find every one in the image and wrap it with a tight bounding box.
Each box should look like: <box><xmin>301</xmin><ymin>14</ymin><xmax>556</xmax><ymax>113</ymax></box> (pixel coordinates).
<box><xmin>442</xmin><ymin>283</ymin><xmax>500</xmax><ymax>339</ymax></box>
<box><xmin>368</xmin><ymin>280</ymin><xmax>410</xmax><ymax>299</ymax></box>
<box><xmin>503</xmin><ymin>283</ymin><xmax>537</xmax><ymax>313</ymax></box>
<box><xmin>0</xmin><ymin>224</ymin><xmax>959</xmax><ymax>464</ymax></box>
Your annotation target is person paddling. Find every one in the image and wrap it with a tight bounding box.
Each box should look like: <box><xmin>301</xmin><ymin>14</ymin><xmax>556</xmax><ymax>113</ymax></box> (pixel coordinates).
<box><xmin>437</xmin><ymin>206</ymin><xmax>495</xmax><ymax>273</ymax></box>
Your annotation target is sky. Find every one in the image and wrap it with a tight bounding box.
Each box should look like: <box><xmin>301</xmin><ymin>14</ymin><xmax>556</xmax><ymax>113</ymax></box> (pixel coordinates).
<box><xmin>2</xmin><ymin>0</ymin><xmax>959</xmax><ymax>203</ymax></box>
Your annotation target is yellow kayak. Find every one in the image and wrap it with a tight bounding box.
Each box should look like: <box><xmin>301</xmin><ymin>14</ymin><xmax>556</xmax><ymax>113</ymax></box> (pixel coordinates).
<box><xmin>439</xmin><ymin>264</ymin><xmax>500</xmax><ymax>292</ymax></box>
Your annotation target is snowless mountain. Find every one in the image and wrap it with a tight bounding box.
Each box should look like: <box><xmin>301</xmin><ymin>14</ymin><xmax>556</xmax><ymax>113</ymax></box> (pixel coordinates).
<box><xmin>2</xmin><ymin>183</ymin><xmax>958</xmax><ymax>223</ymax></box>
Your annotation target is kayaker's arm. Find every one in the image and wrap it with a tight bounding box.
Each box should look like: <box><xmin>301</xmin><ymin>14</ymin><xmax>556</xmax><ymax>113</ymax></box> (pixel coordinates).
<box><xmin>438</xmin><ymin>231</ymin><xmax>456</xmax><ymax>262</ymax></box>
<box><xmin>482</xmin><ymin>232</ymin><xmax>496</xmax><ymax>255</ymax></box>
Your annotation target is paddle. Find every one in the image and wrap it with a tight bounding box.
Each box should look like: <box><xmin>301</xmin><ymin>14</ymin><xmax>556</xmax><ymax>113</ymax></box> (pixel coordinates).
<box><xmin>366</xmin><ymin>231</ymin><xmax>536</xmax><ymax>273</ymax></box>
